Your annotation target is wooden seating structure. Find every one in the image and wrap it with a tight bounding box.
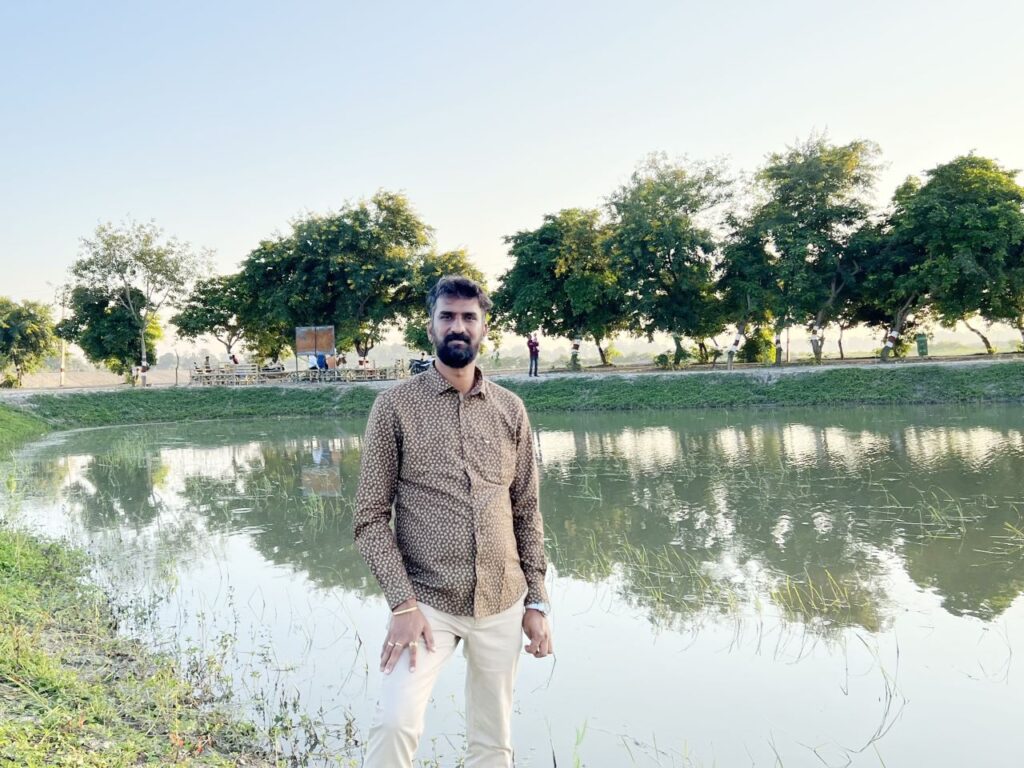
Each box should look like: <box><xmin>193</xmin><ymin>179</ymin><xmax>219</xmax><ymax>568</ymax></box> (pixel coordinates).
<box><xmin>189</xmin><ymin>361</ymin><xmax>407</xmax><ymax>386</ymax></box>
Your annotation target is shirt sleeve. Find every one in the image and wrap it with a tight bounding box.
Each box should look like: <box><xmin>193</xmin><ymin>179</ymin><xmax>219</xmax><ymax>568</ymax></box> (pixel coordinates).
<box><xmin>353</xmin><ymin>394</ymin><xmax>417</xmax><ymax>608</ymax></box>
<box><xmin>509</xmin><ymin>403</ymin><xmax>550</xmax><ymax>606</ymax></box>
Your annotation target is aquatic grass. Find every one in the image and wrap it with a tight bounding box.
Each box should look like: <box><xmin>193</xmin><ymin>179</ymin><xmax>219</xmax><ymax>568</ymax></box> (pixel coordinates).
<box><xmin>0</xmin><ymin>526</ymin><xmax>275</xmax><ymax>766</ymax></box>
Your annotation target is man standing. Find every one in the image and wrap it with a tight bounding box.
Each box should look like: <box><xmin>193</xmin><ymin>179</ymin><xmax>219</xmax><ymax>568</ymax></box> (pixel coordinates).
<box><xmin>354</xmin><ymin>275</ymin><xmax>552</xmax><ymax>767</ymax></box>
<box><xmin>526</xmin><ymin>333</ymin><xmax>539</xmax><ymax>377</ymax></box>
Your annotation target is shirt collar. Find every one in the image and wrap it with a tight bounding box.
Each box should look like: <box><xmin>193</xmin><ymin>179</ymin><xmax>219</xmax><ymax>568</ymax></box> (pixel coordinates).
<box><xmin>425</xmin><ymin>362</ymin><xmax>488</xmax><ymax>398</ymax></box>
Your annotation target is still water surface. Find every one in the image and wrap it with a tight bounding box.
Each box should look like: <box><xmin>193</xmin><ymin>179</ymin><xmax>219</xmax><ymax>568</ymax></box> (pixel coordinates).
<box><xmin>6</xmin><ymin>406</ymin><xmax>1024</xmax><ymax>766</ymax></box>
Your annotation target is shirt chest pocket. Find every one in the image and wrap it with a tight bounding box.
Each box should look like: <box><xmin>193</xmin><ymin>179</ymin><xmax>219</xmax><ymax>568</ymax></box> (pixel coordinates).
<box><xmin>468</xmin><ymin>432</ymin><xmax>517</xmax><ymax>486</ymax></box>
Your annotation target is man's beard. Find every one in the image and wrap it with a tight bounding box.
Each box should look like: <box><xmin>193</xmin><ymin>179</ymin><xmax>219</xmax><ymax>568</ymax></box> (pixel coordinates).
<box><xmin>435</xmin><ymin>332</ymin><xmax>479</xmax><ymax>368</ymax></box>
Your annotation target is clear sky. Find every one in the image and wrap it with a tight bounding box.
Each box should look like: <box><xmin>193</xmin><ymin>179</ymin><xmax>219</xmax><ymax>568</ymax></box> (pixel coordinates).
<box><xmin>2</xmin><ymin>0</ymin><xmax>1023</xmax><ymax>308</ymax></box>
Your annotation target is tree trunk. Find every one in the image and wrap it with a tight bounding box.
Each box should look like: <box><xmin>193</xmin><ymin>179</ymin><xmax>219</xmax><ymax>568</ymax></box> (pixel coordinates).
<box><xmin>709</xmin><ymin>338</ymin><xmax>722</xmax><ymax>368</ymax></box>
<box><xmin>355</xmin><ymin>337</ymin><xmax>375</xmax><ymax>359</ymax></box>
<box><xmin>726</xmin><ymin>322</ymin><xmax>746</xmax><ymax>370</ymax></box>
<box><xmin>671</xmin><ymin>335</ymin><xmax>685</xmax><ymax>367</ymax></box>
<box><xmin>880</xmin><ymin>318</ymin><xmax>906</xmax><ymax>362</ymax></box>
<box><xmin>139</xmin><ymin>326</ymin><xmax>148</xmax><ymax>387</ymax></box>
<box><xmin>962</xmin><ymin>319</ymin><xmax>995</xmax><ymax>354</ymax></box>
<box><xmin>809</xmin><ymin>324</ymin><xmax>825</xmax><ymax>364</ymax></box>
<box><xmin>773</xmin><ymin>327</ymin><xmax>784</xmax><ymax>367</ymax></box>
<box><xmin>569</xmin><ymin>334</ymin><xmax>582</xmax><ymax>370</ymax></box>
<box><xmin>596</xmin><ymin>340</ymin><xmax>609</xmax><ymax>366</ymax></box>
<box><xmin>880</xmin><ymin>299</ymin><xmax>916</xmax><ymax>361</ymax></box>
<box><xmin>837</xmin><ymin>324</ymin><xmax>846</xmax><ymax>360</ymax></box>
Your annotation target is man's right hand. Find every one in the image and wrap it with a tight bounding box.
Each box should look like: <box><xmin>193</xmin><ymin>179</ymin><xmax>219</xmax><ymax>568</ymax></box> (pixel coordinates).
<box><xmin>380</xmin><ymin>599</ymin><xmax>435</xmax><ymax>674</ymax></box>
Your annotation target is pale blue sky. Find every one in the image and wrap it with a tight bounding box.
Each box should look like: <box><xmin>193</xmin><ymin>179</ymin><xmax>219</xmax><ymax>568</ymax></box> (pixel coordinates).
<box><xmin>3</xmin><ymin>0</ymin><xmax>1022</xmax><ymax>307</ymax></box>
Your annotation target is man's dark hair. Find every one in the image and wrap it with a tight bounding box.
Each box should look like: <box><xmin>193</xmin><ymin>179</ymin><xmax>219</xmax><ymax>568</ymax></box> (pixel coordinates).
<box><xmin>426</xmin><ymin>274</ymin><xmax>493</xmax><ymax>318</ymax></box>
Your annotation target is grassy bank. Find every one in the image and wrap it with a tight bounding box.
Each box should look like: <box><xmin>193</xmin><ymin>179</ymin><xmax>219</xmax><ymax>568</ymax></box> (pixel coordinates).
<box><xmin>3</xmin><ymin>361</ymin><xmax>1022</xmax><ymax>433</ymax></box>
<box><xmin>18</xmin><ymin>385</ymin><xmax>381</xmax><ymax>430</ymax></box>
<box><xmin>502</xmin><ymin>361</ymin><xmax>1024</xmax><ymax>411</ymax></box>
<box><xmin>0</xmin><ymin>526</ymin><xmax>271</xmax><ymax>767</ymax></box>
<box><xmin>0</xmin><ymin>407</ymin><xmax>48</xmax><ymax>454</ymax></box>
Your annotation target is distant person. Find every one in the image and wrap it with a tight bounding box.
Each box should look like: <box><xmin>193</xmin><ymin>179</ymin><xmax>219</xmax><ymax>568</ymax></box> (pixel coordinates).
<box><xmin>316</xmin><ymin>352</ymin><xmax>328</xmax><ymax>370</ymax></box>
<box><xmin>230</xmin><ymin>353</ymin><xmax>240</xmax><ymax>365</ymax></box>
<box><xmin>527</xmin><ymin>333</ymin><xmax>539</xmax><ymax>377</ymax></box>
<box><xmin>203</xmin><ymin>355</ymin><xmax>212</xmax><ymax>372</ymax></box>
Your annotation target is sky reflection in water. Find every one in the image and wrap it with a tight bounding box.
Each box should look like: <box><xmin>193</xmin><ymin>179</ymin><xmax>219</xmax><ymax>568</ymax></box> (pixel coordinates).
<box><xmin>6</xmin><ymin>405</ymin><xmax>1024</xmax><ymax>767</ymax></box>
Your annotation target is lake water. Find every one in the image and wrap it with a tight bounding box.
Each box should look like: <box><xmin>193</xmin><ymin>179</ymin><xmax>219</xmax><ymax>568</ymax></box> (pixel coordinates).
<box><xmin>4</xmin><ymin>405</ymin><xmax>1024</xmax><ymax>767</ymax></box>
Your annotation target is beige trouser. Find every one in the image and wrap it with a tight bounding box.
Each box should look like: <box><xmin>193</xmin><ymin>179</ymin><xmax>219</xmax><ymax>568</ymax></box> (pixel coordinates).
<box><xmin>364</xmin><ymin>597</ymin><xmax>525</xmax><ymax>768</ymax></box>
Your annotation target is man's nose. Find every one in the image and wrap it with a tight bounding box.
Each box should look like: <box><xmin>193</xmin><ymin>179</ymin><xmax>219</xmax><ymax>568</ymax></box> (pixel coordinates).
<box><xmin>450</xmin><ymin>317</ymin><xmax>466</xmax><ymax>333</ymax></box>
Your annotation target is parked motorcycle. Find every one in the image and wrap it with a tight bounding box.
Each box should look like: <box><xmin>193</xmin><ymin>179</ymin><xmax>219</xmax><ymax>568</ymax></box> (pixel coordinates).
<box><xmin>409</xmin><ymin>358</ymin><xmax>432</xmax><ymax>375</ymax></box>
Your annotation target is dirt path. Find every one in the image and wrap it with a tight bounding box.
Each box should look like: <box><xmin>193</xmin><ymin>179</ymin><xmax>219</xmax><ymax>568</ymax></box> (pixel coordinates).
<box><xmin>2</xmin><ymin>353</ymin><xmax>1021</xmax><ymax>404</ymax></box>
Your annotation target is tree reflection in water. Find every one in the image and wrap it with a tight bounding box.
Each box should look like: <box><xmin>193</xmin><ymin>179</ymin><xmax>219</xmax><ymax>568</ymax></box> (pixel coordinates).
<box><xmin>11</xmin><ymin>405</ymin><xmax>1024</xmax><ymax>635</ymax></box>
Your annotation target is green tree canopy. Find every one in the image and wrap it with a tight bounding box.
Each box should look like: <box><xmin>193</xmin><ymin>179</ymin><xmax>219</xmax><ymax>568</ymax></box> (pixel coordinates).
<box><xmin>69</xmin><ymin>220</ymin><xmax>203</xmax><ymax>373</ymax></box>
<box><xmin>401</xmin><ymin>249</ymin><xmax>487</xmax><ymax>353</ymax></box>
<box><xmin>986</xmin><ymin>240</ymin><xmax>1024</xmax><ymax>348</ymax></box>
<box><xmin>170</xmin><ymin>275</ymin><xmax>246</xmax><ymax>355</ymax></box>
<box><xmin>237</xmin><ymin>191</ymin><xmax>431</xmax><ymax>358</ymax></box>
<box><xmin>494</xmin><ymin>208</ymin><xmax>625</xmax><ymax>366</ymax></box>
<box><xmin>0</xmin><ymin>298</ymin><xmax>56</xmax><ymax>386</ymax></box>
<box><xmin>721</xmin><ymin>137</ymin><xmax>880</xmax><ymax>363</ymax></box>
<box><xmin>57</xmin><ymin>286</ymin><xmax>161</xmax><ymax>379</ymax></box>
<box><xmin>607</xmin><ymin>155</ymin><xmax>731</xmax><ymax>365</ymax></box>
<box><xmin>867</xmin><ymin>155</ymin><xmax>1024</xmax><ymax>359</ymax></box>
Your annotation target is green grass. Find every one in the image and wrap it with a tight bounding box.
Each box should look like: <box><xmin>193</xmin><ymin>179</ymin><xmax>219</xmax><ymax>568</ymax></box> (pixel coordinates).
<box><xmin>22</xmin><ymin>385</ymin><xmax>380</xmax><ymax>429</ymax></box>
<box><xmin>3</xmin><ymin>362</ymin><xmax>1023</xmax><ymax>436</ymax></box>
<box><xmin>0</xmin><ymin>406</ymin><xmax>48</xmax><ymax>455</ymax></box>
<box><xmin>503</xmin><ymin>361</ymin><xmax>1024</xmax><ymax>412</ymax></box>
<box><xmin>0</xmin><ymin>526</ymin><xmax>272</xmax><ymax>767</ymax></box>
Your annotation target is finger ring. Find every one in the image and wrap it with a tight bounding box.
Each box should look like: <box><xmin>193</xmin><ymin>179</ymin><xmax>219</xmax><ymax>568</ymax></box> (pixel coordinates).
<box><xmin>387</xmin><ymin>642</ymin><xmax>396</xmax><ymax>647</ymax></box>
<box><xmin>409</xmin><ymin>641</ymin><xmax>418</xmax><ymax>648</ymax></box>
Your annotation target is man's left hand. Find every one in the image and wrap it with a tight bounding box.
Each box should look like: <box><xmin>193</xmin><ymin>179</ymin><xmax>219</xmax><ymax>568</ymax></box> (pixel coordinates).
<box><xmin>523</xmin><ymin>609</ymin><xmax>553</xmax><ymax>658</ymax></box>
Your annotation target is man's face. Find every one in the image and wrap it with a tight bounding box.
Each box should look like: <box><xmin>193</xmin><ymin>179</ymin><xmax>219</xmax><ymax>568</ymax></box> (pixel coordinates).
<box><xmin>428</xmin><ymin>295</ymin><xmax>486</xmax><ymax>369</ymax></box>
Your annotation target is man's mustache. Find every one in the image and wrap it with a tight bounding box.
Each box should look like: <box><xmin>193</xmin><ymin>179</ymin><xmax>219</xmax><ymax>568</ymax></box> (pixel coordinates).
<box><xmin>443</xmin><ymin>333</ymin><xmax>472</xmax><ymax>345</ymax></box>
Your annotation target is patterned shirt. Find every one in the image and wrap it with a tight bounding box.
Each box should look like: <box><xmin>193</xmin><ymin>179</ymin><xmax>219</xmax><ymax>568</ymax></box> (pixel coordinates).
<box><xmin>354</xmin><ymin>364</ymin><xmax>549</xmax><ymax>618</ymax></box>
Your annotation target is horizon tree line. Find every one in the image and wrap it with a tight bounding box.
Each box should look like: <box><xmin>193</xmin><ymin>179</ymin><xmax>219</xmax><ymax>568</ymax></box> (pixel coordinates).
<box><xmin>7</xmin><ymin>136</ymin><xmax>1021</xmax><ymax>386</ymax></box>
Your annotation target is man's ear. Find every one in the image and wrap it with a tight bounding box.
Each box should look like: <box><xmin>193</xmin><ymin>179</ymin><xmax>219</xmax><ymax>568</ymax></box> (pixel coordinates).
<box><xmin>426</xmin><ymin>319</ymin><xmax>435</xmax><ymax>346</ymax></box>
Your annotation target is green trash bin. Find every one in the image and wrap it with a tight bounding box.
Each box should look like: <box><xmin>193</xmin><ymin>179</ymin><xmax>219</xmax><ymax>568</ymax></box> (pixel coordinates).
<box><xmin>915</xmin><ymin>333</ymin><xmax>928</xmax><ymax>357</ymax></box>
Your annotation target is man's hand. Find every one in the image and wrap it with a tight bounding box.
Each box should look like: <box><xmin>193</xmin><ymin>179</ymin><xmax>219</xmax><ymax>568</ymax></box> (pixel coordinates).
<box><xmin>381</xmin><ymin>600</ymin><xmax>435</xmax><ymax>674</ymax></box>
<box><xmin>523</xmin><ymin>609</ymin><xmax>553</xmax><ymax>658</ymax></box>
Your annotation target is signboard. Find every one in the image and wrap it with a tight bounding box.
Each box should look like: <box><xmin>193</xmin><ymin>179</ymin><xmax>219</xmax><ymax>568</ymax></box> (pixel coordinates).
<box><xmin>295</xmin><ymin>325</ymin><xmax>336</xmax><ymax>356</ymax></box>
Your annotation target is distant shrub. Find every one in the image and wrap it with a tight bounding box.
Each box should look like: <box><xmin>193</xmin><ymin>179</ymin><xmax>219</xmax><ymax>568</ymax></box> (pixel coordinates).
<box><xmin>739</xmin><ymin>328</ymin><xmax>774</xmax><ymax>363</ymax></box>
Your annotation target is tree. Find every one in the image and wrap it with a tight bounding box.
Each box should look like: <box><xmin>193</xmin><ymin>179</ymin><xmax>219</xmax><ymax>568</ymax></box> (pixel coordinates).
<box><xmin>607</xmin><ymin>155</ymin><xmax>731</xmax><ymax>366</ymax></box>
<box><xmin>171</xmin><ymin>275</ymin><xmax>246</xmax><ymax>355</ymax></box>
<box><xmin>57</xmin><ymin>286</ymin><xmax>161</xmax><ymax>380</ymax></box>
<box><xmin>869</xmin><ymin>155</ymin><xmax>1024</xmax><ymax>360</ymax></box>
<box><xmin>401</xmin><ymin>249</ymin><xmax>487</xmax><ymax>353</ymax></box>
<box><xmin>986</xmin><ymin>241</ymin><xmax>1024</xmax><ymax>348</ymax></box>
<box><xmin>238</xmin><ymin>192</ymin><xmax>430</xmax><ymax>358</ymax></box>
<box><xmin>722</xmin><ymin>137</ymin><xmax>880</xmax><ymax>365</ymax></box>
<box><xmin>494</xmin><ymin>209</ymin><xmax>625</xmax><ymax>367</ymax></box>
<box><xmin>0</xmin><ymin>299</ymin><xmax>56</xmax><ymax>386</ymax></box>
<box><xmin>718</xmin><ymin>218</ymin><xmax>776</xmax><ymax>368</ymax></box>
<box><xmin>69</xmin><ymin>220</ymin><xmax>203</xmax><ymax>381</ymax></box>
